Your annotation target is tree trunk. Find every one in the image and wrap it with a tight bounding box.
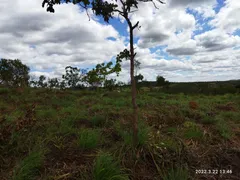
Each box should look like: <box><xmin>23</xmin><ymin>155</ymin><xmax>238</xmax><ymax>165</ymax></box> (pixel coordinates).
<box><xmin>129</xmin><ymin>27</ymin><xmax>138</xmax><ymax>146</ymax></box>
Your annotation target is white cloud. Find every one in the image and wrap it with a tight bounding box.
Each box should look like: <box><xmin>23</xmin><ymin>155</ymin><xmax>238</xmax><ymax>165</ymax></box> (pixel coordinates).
<box><xmin>210</xmin><ymin>0</ymin><xmax>240</xmax><ymax>33</ymax></box>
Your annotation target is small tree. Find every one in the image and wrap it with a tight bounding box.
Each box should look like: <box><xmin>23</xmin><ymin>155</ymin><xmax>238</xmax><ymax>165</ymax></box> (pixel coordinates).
<box><xmin>62</xmin><ymin>66</ymin><xmax>82</xmax><ymax>89</ymax></box>
<box><xmin>38</xmin><ymin>75</ymin><xmax>48</xmax><ymax>88</ymax></box>
<box><xmin>48</xmin><ymin>78</ymin><xmax>59</xmax><ymax>89</ymax></box>
<box><xmin>83</xmin><ymin>59</ymin><xmax>122</xmax><ymax>89</ymax></box>
<box><xmin>42</xmin><ymin>0</ymin><xmax>165</xmax><ymax>146</ymax></box>
<box><xmin>0</xmin><ymin>59</ymin><xmax>30</xmax><ymax>87</ymax></box>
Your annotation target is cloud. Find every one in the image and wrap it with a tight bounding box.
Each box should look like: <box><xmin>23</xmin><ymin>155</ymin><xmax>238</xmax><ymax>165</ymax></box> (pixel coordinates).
<box><xmin>210</xmin><ymin>0</ymin><xmax>240</xmax><ymax>33</ymax></box>
<box><xmin>0</xmin><ymin>0</ymin><xmax>239</xmax><ymax>83</ymax></box>
<box><xmin>195</xmin><ymin>29</ymin><xmax>240</xmax><ymax>52</ymax></box>
<box><xmin>0</xmin><ymin>0</ymin><xmax>125</xmax><ymax>78</ymax></box>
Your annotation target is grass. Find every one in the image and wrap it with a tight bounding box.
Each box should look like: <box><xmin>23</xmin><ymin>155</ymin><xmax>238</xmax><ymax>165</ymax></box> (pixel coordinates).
<box><xmin>93</xmin><ymin>151</ymin><xmax>129</xmax><ymax>180</ymax></box>
<box><xmin>162</xmin><ymin>166</ymin><xmax>189</xmax><ymax>180</ymax></box>
<box><xmin>13</xmin><ymin>149</ymin><xmax>46</xmax><ymax>180</ymax></box>
<box><xmin>77</xmin><ymin>128</ymin><xmax>101</xmax><ymax>149</ymax></box>
<box><xmin>1</xmin><ymin>88</ymin><xmax>239</xmax><ymax>179</ymax></box>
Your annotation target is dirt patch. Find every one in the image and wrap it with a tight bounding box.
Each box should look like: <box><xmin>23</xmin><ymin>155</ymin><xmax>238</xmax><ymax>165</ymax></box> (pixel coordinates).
<box><xmin>44</xmin><ymin>135</ymin><xmax>95</xmax><ymax>179</ymax></box>
<box><xmin>73</xmin><ymin>119</ymin><xmax>93</xmax><ymax>129</ymax></box>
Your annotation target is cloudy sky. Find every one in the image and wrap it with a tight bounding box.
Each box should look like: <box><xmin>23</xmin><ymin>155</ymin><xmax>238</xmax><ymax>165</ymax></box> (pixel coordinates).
<box><xmin>0</xmin><ymin>0</ymin><xmax>239</xmax><ymax>82</ymax></box>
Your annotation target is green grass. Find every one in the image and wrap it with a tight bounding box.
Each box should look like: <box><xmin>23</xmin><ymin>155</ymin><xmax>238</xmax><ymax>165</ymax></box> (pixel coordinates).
<box><xmin>162</xmin><ymin>166</ymin><xmax>189</xmax><ymax>180</ymax></box>
<box><xmin>77</xmin><ymin>129</ymin><xmax>101</xmax><ymax>149</ymax></box>
<box><xmin>216</xmin><ymin>119</ymin><xmax>233</xmax><ymax>139</ymax></box>
<box><xmin>13</xmin><ymin>150</ymin><xmax>45</xmax><ymax>180</ymax></box>
<box><xmin>93</xmin><ymin>152</ymin><xmax>129</xmax><ymax>180</ymax></box>
<box><xmin>91</xmin><ymin>115</ymin><xmax>106</xmax><ymax>127</ymax></box>
<box><xmin>1</xmin><ymin>88</ymin><xmax>239</xmax><ymax>180</ymax></box>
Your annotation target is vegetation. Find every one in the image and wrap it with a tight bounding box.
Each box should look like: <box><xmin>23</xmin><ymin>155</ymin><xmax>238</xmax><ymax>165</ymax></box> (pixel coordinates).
<box><xmin>0</xmin><ymin>59</ymin><xmax>30</xmax><ymax>87</ymax></box>
<box><xmin>1</xmin><ymin>88</ymin><xmax>239</xmax><ymax>179</ymax></box>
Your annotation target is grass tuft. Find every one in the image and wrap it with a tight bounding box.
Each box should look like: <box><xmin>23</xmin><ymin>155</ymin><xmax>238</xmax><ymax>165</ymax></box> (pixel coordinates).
<box><xmin>93</xmin><ymin>151</ymin><xmax>129</xmax><ymax>180</ymax></box>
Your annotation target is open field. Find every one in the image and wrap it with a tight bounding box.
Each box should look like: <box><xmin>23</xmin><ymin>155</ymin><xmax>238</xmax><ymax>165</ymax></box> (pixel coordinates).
<box><xmin>0</xmin><ymin>88</ymin><xmax>240</xmax><ymax>180</ymax></box>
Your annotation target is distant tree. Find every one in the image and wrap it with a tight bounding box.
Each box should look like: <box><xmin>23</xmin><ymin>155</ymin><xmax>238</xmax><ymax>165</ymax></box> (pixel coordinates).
<box><xmin>38</xmin><ymin>75</ymin><xmax>48</xmax><ymax>88</ymax></box>
<box><xmin>156</xmin><ymin>75</ymin><xmax>165</xmax><ymax>86</ymax></box>
<box><xmin>59</xmin><ymin>80</ymin><xmax>66</xmax><ymax>90</ymax></box>
<box><xmin>0</xmin><ymin>59</ymin><xmax>30</xmax><ymax>87</ymax></box>
<box><xmin>48</xmin><ymin>78</ymin><xmax>59</xmax><ymax>89</ymax></box>
<box><xmin>104</xmin><ymin>79</ymin><xmax>116</xmax><ymax>91</ymax></box>
<box><xmin>83</xmin><ymin>59</ymin><xmax>122</xmax><ymax>88</ymax></box>
<box><xmin>62</xmin><ymin>66</ymin><xmax>82</xmax><ymax>88</ymax></box>
<box><xmin>134</xmin><ymin>73</ymin><xmax>144</xmax><ymax>83</ymax></box>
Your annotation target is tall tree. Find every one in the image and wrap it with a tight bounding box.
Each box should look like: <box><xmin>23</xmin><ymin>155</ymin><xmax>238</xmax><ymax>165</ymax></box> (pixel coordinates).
<box><xmin>42</xmin><ymin>0</ymin><xmax>165</xmax><ymax>146</ymax></box>
<box><xmin>0</xmin><ymin>59</ymin><xmax>30</xmax><ymax>87</ymax></box>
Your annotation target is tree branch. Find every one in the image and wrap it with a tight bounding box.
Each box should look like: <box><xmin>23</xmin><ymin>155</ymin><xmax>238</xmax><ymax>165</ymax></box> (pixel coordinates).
<box><xmin>132</xmin><ymin>21</ymin><xmax>139</xmax><ymax>29</ymax></box>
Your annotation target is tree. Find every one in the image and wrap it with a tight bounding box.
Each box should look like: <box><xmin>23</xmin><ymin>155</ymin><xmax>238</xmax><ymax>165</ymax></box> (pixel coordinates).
<box><xmin>38</xmin><ymin>75</ymin><xmax>48</xmax><ymax>88</ymax></box>
<box><xmin>0</xmin><ymin>59</ymin><xmax>30</xmax><ymax>87</ymax></box>
<box><xmin>104</xmin><ymin>78</ymin><xmax>116</xmax><ymax>91</ymax></box>
<box><xmin>42</xmin><ymin>0</ymin><xmax>165</xmax><ymax>146</ymax></box>
<box><xmin>62</xmin><ymin>66</ymin><xmax>82</xmax><ymax>89</ymax></box>
<box><xmin>83</xmin><ymin>60</ymin><xmax>121</xmax><ymax>88</ymax></box>
<box><xmin>48</xmin><ymin>78</ymin><xmax>60</xmax><ymax>89</ymax></box>
<box><xmin>134</xmin><ymin>60</ymin><xmax>141</xmax><ymax>76</ymax></box>
<box><xmin>156</xmin><ymin>75</ymin><xmax>165</xmax><ymax>86</ymax></box>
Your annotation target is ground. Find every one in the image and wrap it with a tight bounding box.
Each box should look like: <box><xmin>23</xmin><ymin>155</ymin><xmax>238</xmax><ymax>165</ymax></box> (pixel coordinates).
<box><xmin>0</xmin><ymin>87</ymin><xmax>240</xmax><ymax>180</ymax></box>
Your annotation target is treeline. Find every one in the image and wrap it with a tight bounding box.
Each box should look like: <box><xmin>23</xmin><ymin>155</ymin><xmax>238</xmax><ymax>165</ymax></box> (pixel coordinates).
<box><xmin>1</xmin><ymin>58</ymin><xmax>239</xmax><ymax>94</ymax></box>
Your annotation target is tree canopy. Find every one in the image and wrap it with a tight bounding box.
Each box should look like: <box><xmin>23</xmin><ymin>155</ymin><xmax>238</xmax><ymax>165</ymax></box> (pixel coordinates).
<box><xmin>0</xmin><ymin>59</ymin><xmax>30</xmax><ymax>87</ymax></box>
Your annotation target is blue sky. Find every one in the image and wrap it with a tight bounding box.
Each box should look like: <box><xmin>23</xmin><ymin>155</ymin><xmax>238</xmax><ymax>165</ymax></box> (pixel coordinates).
<box><xmin>0</xmin><ymin>0</ymin><xmax>240</xmax><ymax>82</ymax></box>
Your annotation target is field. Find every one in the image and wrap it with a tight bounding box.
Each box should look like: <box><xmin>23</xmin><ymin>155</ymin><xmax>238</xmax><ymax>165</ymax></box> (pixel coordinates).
<box><xmin>0</xmin><ymin>87</ymin><xmax>240</xmax><ymax>180</ymax></box>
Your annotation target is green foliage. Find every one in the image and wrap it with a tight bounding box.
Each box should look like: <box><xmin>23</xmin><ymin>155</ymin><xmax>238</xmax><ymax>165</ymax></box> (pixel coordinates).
<box><xmin>47</xmin><ymin>77</ymin><xmax>59</xmax><ymax>89</ymax></box>
<box><xmin>162</xmin><ymin>167</ymin><xmax>189</xmax><ymax>180</ymax></box>
<box><xmin>62</xmin><ymin>66</ymin><xmax>83</xmax><ymax>88</ymax></box>
<box><xmin>0</xmin><ymin>87</ymin><xmax>10</xmax><ymax>95</ymax></box>
<box><xmin>13</xmin><ymin>150</ymin><xmax>45</xmax><ymax>180</ymax></box>
<box><xmin>93</xmin><ymin>152</ymin><xmax>129</xmax><ymax>180</ymax></box>
<box><xmin>0</xmin><ymin>59</ymin><xmax>30</xmax><ymax>87</ymax></box>
<box><xmin>37</xmin><ymin>75</ymin><xmax>47</xmax><ymax>88</ymax></box>
<box><xmin>91</xmin><ymin>115</ymin><xmax>106</xmax><ymax>127</ymax></box>
<box><xmin>83</xmin><ymin>60</ymin><xmax>121</xmax><ymax>88</ymax></box>
<box><xmin>104</xmin><ymin>79</ymin><xmax>116</xmax><ymax>91</ymax></box>
<box><xmin>114</xmin><ymin>120</ymin><xmax>150</xmax><ymax>146</ymax></box>
<box><xmin>156</xmin><ymin>75</ymin><xmax>169</xmax><ymax>87</ymax></box>
<box><xmin>216</xmin><ymin>119</ymin><xmax>233</xmax><ymax>139</ymax></box>
<box><xmin>183</xmin><ymin>121</ymin><xmax>203</xmax><ymax>140</ymax></box>
<box><xmin>77</xmin><ymin>129</ymin><xmax>101</xmax><ymax>149</ymax></box>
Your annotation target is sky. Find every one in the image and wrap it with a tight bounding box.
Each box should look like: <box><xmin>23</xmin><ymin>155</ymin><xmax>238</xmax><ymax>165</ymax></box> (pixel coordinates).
<box><xmin>0</xmin><ymin>0</ymin><xmax>240</xmax><ymax>82</ymax></box>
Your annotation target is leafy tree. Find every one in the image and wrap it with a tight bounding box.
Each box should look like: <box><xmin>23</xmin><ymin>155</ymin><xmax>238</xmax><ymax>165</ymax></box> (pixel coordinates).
<box><xmin>42</xmin><ymin>0</ymin><xmax>165</xmax><ymax>146</ymax></box>
<box><xmin>38</xmin><ymin>75</ymin><xmax>48</xmax><ymax>88</ymax></box>
<box><xmin>83</xmin><ymin>59</ymin><xmax>122</xmax><ymax>88</ymax></box>
<box><xmin>0</xmin><ymin>59</ymin><xmax>30</xmax><ymax>87</ymax></box>
<box><xmin>156</xmin><ymin>75</ymin><xmax>165</xmax><ymax>86</ymax></box>
<box><xmin>62</xmin><ymin>66</ymin><xmax>82</xmax><ymax>88</ymax></box>
<box><xmin>48</xmin><ymin>78</ymin><xmax>59</xmax><ymax>89</ymax></box>
<box><xmin>134</xmin><ymin>73</ymin><xmax>144</xmax><ymax>83</ymax></box>
<box><xmin>59</xmin><ymin>80</ymin><xmax>66</xmax><ymax>90</ymax></box>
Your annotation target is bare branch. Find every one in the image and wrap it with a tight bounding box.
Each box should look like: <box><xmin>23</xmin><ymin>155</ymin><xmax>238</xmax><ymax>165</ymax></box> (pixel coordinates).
<box><xmin>132</xmin><ymin>21</ymin><xmax>139</xmax><ymax>29</ymax></box>
<box><xmin>78</xmin><ymin>3</ymin><xmax>91</xmax><ymax>21</ymax></box>
<box><xmin>137</xmin><ymin>0</ymin><xmax>165</xmax><ymax>9</ymax></box>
